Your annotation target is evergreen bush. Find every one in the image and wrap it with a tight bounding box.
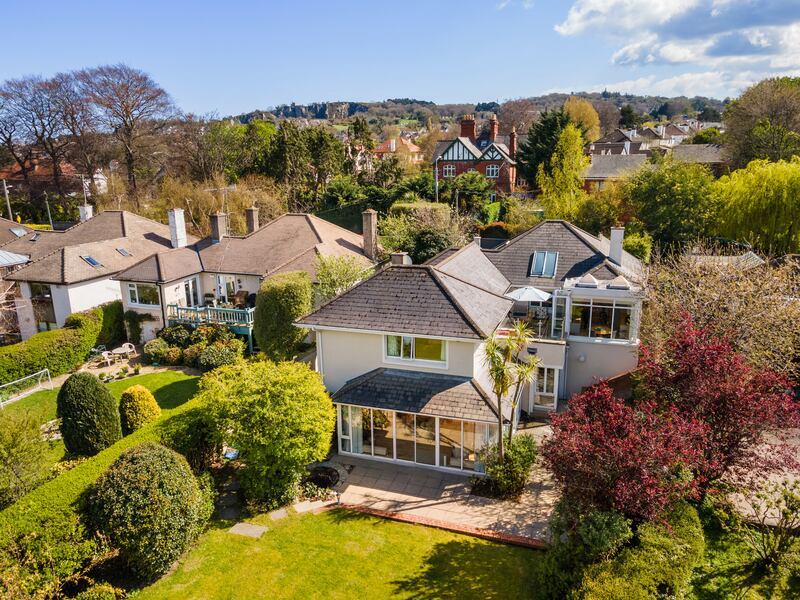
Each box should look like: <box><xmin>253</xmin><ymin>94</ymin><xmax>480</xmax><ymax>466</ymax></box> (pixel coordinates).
<box><xmin>158</xmin><ymin>324</ymin><xmax>193</xmax><ymax>348</ymax></box>
<box><xmin>198</xmin><ymin>340</ymin><xmax>244</xmax><ymax>372</ymax></box>
<box><xmin>253</xmin><ymin>271</ymin><xmax>313</xmax><ymax>361</ymax></box>
<box><xmin>189</xmin><ymin>323</ymin><xmax>233</xmax><ymax>346</ymax></box>
<box><xmin>119</xmin><ymin>385</ymin><xmax>161</xmax><ymax>435</ymax></box>
<box><xmin>57</xmin><ymin>373</ymin><xmax>122</xmax><ymax>456</ymax></box>
<box><xmin>182</xmin><ymin>342</ymin><xmax>207</xmax><ymax>368</ymax></box>
<box><xmin>476</xmin><ymin>434</ymin><xmax>538</xmax><ymax>498</ymax></box>
<box><xmin>86</xmin><ymin>442</ymin><xmax>213</xmax><ymax>581</ymax></box>
<box><xmin>163</xmin><ymin>346</ymin><xmax>183</xmax><ymax>365</ymax></box>
<box><xmin>143</xmin><ymin>338</ymin><xmax>169</xmax><ymax>364</ymax></box>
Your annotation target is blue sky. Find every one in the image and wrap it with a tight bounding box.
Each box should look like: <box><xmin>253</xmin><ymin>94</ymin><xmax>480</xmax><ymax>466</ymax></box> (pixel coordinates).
<box><xmin>2</xmin><ymin>1</ymin><xmax>799</xmax><ymax>115</ymax></box>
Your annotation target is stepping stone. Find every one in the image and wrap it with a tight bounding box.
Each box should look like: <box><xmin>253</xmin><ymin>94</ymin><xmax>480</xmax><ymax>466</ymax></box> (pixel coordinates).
<box><xmin>293</xmin><ymin>500</ymin><xmax>314</xmax><ymax>513</ymax></box>
<box><xmin>269</xmin><ymin>508</ymin><xmax>288</xmax><ymax>521</ymax></box>
<box><xmin>228</xmin><ymin>522</ymin><xmax>267</xmax><ymax>539</ymax></box>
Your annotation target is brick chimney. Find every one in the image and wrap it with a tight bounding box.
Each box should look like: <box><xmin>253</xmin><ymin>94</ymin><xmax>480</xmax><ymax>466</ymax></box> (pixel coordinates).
<box><xmin>489</xmin><ymin>114</ymin><xmax>499</xmax><ymax>142</ymax></box>
<box><xmin>245</xmin><ymin>206</ymin><xmax>259</xmax><ymax>234</ymax></box>
<box><xmin>509</xmin><ymin>127</ymin><xmax>518</xmax><ymax>159</ymax></box>
<box><xmin>210</xmin><ymin>212</ymin><xmax>227</xmax><ymax>244</ymax></box>
<box><xmin>460</xmin><ymin>114</ymin><xmax>477</xmax><ymax>142</ymax></box>
<box><xmin>168</xmin><ymin>208</ymin><xmax>187</xmax><ymax>248</ymax></box>
<box><xmin>361</xmin><ymin>208</ymin><xmax>378</xmax><ymax>261</ymax></box>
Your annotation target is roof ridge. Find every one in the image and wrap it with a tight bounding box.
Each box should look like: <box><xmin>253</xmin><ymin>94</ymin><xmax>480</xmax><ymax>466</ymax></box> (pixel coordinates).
<box><xmin>432</xmin><ymin>266</ymin><xmax>510</xmax><ymax>300</ymax></box>
<box><xmin>427</xmin><ymin>267</ymin><xmax>485</xmax><ymax>338</ymax></box>
<box><xmin>305</xmin><ymin>214</ymin><xmax>324</xmax><ymax>244</ymax></box>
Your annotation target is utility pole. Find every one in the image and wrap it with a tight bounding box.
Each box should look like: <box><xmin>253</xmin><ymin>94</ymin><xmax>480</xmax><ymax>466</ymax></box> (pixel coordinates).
<box><xmin>2</xmin><ymin>180</ymin><xmax>11</xmax><ymax>221</ymax></box>
<box><xmin>434</xmin><ymin>157</ymin><xmax>440</xmax><ymax>203</ymax></box>
<box><xmin>43</xmin><ymin>192</ymin><xmax>53</xmax><ymax>229</ymax></box>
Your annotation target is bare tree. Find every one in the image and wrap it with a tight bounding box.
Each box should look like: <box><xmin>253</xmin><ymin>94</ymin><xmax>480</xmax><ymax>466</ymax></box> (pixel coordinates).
<box><xmin>51</xmin><ymin>72</ymin><xmax>108</xmax><ymax>195</ymax></box>
<box><xmin>593</xmin><ymin>100</ymin><xmax>621</xmax><ymax>136</ymax></box>
<box><xmin>1</xmin><ymin>77</ymin><xmax>71</xmax><ymax>198</ymax></box>
<box><xmin>497</xmin><ymin>99</ymin><xmax>540</xmax><ymax>134</ymax></box>
<box><xmin>78</xmin><ymin>64</ymin><xmax>175</xmax><ymax>201</ymax></box>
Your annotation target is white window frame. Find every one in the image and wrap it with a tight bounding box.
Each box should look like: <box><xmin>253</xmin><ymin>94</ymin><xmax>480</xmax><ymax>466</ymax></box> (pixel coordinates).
<box><xmin>529</xmin><ymin>366</ymin><xmax>559</xmax><ymax>411</ymax></box>
<box><xmin>529</xmin><ymin>251</ymin><xmax>559</xmax><ymax>278</ymax></box>
<box><xmin>127</xmin><ymin>282</ymin><xmax>160</xmax><ymax>308</ymax></box>
<box><xmin>183</xmin><ymin>277</ymin><xmax>199</xmax><ymax>307</ymax></box>
<box><xmin>567</xmin><ymin>297</ymin><xmax>638</xmax><ymax>343</ymax></box>
<box><xmin>485</xmin><ymin>164</ymin><xmax>500</xmax><ymax>178</ymax></box>
<box><xmin>442</xmin><ymin>164</ymin><xmax>456</xmax><ymax>178</ymax></box>
<box><xmin>383</xmin><ymin>334</ymin><xmax>448</xmax><ymax>369</ymax></box>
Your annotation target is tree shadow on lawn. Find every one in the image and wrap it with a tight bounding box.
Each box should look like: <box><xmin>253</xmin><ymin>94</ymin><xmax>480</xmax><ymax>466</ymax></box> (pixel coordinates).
<box><xmin>150</xmin><ymin>378</ymin><xmax>199</xmax><ymax>410</ymax></box>
<box><xmin>391</xmin><ymin>538</ymin><xmax>540</xmax><ymax>600</ymax></box>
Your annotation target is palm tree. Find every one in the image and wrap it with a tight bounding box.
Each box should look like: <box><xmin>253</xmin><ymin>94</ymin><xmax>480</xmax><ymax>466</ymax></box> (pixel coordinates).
<box><xmin>483</xmin><ymin>321</ymin><xmax>537</xmax><ymax>461</ymax></box>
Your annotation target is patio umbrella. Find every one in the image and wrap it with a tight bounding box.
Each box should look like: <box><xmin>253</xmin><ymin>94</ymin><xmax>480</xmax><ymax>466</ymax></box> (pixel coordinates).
<box><xmin>504</xmin><ymin>286</ymin><xmax>552</xmax><ymax>303</ymax></box>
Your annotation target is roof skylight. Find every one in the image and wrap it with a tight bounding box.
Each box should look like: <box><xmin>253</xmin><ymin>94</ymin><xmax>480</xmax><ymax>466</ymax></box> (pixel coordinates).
<box><xmin>10</xmin><ymin>226</ymin><xmax>27</xmax><ymax>237</ymax></box>
<box><xmin>81</xmin><ymin>255</ymin><xmax>102</xmax><ymax>268</ymax></box>
<box><xmin>116</xmin><ymin>248</ymin><xmax>131</xmax><ymax>257</ymax></box>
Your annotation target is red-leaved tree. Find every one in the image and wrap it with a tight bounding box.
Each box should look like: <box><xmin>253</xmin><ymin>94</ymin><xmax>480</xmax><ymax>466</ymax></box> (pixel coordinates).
<box><xmin>542</xmin><ymin>382</ymin><xmax>706</xmax><ymax>523</ymax></box>
<box><xmin>638</xmin><ymin>315</ymin><xmax>800</xmax><ymax>491</ymax></box>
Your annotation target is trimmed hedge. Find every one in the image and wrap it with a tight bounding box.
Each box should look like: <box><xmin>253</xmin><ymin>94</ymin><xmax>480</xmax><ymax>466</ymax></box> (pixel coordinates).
<box><xmin>388</xmin><ymin>200</ymin><xmax>450</xmax><ymax>221</ymax></box>
<box><xmin>119</xmin><ymin>385</ymin><xmax>161</xmax><ymax>435</ymax></box>
<box><xmin>0</xmin><ymin>302</ymin><xmax>123</xmax><ymax>385</ymax></box>
<box><xmin>254</xmin><ymin>271</ymin><xmax>313</xmax><ymax>361</ymax></box>
<box><xmin>0</xmin><ymin>375</ymin><xmax>201</xmax><ymax>597</ymax></box>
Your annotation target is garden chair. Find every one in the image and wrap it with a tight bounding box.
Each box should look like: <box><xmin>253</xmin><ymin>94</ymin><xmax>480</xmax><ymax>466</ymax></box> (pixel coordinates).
<box><xmin>120</xmin><ymin>342</ymin><xmax>136</xmax><ymax>358</ymax></box>
<box><xmin>100</xmin><ymin>351</ymin><xmax>114</xmax><ymax>367</ymax></box>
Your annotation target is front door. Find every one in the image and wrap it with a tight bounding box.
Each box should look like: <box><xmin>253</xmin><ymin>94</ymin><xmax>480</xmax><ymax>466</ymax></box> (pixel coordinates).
<box><xmin>216</xmin><ymin>275</ymin><xmax>236</xmax><ymax>303</ymax></box>
<box><xmin>183</xmin><ymin>277</ymin><xmax>199</xmax><ymax>307</ymax></box>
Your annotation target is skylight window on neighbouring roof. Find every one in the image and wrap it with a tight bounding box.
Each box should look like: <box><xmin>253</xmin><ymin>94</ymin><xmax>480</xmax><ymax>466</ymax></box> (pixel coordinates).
<box><xmin>81</xmin><ymin>255</ymin><xmax>102</xmax><ymax>268</ymax></box>
<box><xmin>10</xmin><ymin>226</ymin><xmax>26</xmax><ymax>237</ymax></box>
<box><xmin>116</xmin><ymin>248</ymin><xmax>131</xmax><ymax>257</ymax></box>
<box><xmin>30</xmin><ymin>232</ymin><xmax>40</xmax><ymax>241</ymax></box>
<box><xmin>530</xmin><ymin>251</ymin><xmax>558</xmax><ymax>278</ymax></box>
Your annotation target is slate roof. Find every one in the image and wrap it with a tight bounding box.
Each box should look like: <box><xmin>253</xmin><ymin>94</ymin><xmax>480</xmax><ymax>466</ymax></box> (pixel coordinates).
<box><xmin>296</xmin><ymin>264</ymin><xmax>513</xmax><ymax>340</ymax></box>
<box><xmin>584</xmin><ymin>154</ymin><xmax>649</xmax><ymax>180</ymax></box>
<box><xmin>4</xmin><ymin>211</ymin><xmax>197</xmax><ymax>285</ymax></box>
<box><xmin>482</xmin><ymin>220</ymin><xmax>643</xmax><ymax>289</ymax></box>
<box><xmin>690</xmin><ymin>251</ymin><xmax>765</xmax><ymax>271</ymax></box>
<box><xmin>432</xmin><ymin>134</ymin><xmax>527</xmax><ymax>161</ymax></box>
<box><xmin>333</xmin><ymin>368</ymin><xmax>501</xmax><ymax>422</ymax></box>
<box><xmin>671</xmin><ymin>144</ymin><xmax>725</xmax><ymax>164</ymax></box>
<box><xmin>0</xmin><ymin>217</ymin><xmax>31</xmax><ymax>246</ymax></box>
<box><xmin>115</xmin><ymin>213</ymin><xmax>374</xmax><ymax>284</ymax></box>
<box><xmin>426</xmin><ymin>242</ymin><xmax>510</xmax><ymax>295</ymax></box>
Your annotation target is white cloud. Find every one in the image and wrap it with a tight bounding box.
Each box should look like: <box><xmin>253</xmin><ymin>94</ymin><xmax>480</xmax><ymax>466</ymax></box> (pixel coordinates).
<box><xmin>555</xmin><ymin>0</ymin><xmax>699</xmax><ymax>36</ymax></box>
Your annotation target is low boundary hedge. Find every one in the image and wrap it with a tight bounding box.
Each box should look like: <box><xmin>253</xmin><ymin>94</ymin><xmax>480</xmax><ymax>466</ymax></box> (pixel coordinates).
<box><xmin>0</xmin><ymin>374</ymin><xmax>201</xmax><ymax>596</ymax></box>
<box><xmin>0</xmin><ymin>301</ymin><xmax>123</xmax><ymax>384</ymax></box>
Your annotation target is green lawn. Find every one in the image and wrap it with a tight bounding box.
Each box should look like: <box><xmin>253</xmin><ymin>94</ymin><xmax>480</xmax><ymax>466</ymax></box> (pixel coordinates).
<box><xmin>689</xmin><ymin>505</ymin><xmax>800</xmax><ymax>599</ymax></box>
<box><xmin>136</xmin><ymin>510</ymin><xmax>541</xmax><ymax>600</ymax></box>
<box><xmin>2</xmin><ymin>370</ymin><xmax>199</xmax><ymax>487</ymax></box>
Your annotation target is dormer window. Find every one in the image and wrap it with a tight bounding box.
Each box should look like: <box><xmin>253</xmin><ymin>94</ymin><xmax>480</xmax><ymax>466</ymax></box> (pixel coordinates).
<box><xmin>530</xmin><ymin>251</ymin><xmax>558</xmax><ymax>278</ymax></box>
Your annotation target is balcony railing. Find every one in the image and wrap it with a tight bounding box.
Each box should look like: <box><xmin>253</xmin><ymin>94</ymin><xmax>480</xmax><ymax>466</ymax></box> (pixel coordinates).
<box><xmin>167</xmin><ymin>304</ymin><xmax>255</xmax><ymax>328</ymax></box>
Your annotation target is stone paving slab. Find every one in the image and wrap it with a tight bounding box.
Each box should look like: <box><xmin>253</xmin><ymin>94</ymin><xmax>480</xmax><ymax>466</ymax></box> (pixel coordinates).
<box><xmin>269</xmin><ymin>508</ymin><xmax>288</xmax><ymax>521</ymax></box>
<box><xmin>330</xmin><ymin>452</ymin><xmax>557</xmax><ymax>543</ymax></box>
<box><xmin>228</xmin><ymin>522</ymin><xmax>267</xmax><ymax>539</ymax></box>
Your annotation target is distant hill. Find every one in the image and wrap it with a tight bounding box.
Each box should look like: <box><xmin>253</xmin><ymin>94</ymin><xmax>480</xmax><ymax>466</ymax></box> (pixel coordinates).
<box><xmin>227</xmin><ymin>92</ymin><xmax>726</xmax><ymax>131</ymax></box>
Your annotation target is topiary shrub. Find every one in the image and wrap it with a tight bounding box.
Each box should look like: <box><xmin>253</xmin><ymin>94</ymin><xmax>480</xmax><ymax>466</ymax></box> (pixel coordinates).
<box><xmin>57</xmin><ymin>373</ymin><xmax>122</xmax><ymax>456</ymax></box>
<box><xmin>163</xmin><ymin>346</ymin><xmax>183</xmax><ymax>366</ymax></box>
<box><xmin>254</xmin><ymin>271</ymin><xmax>313</xmax><ymax>361</ymax></box>
<box><xmin>119</xmin><ymin>385</ymin><xmax>161</xmax><ymax>435</ymax></box>
<box><xmin>474</xmin><ymin>434</ymin><xmax>538</xmax><ymax>498</ymax></box>
<box><xmin>86</xmin><ymin>442</ymin><xmax>213</xmax><ymax>581</ymax></box>
<box><xmin>189</xmin><ymin>323</ymin><xmax>233</xmax><ymax>346</ymax></box>
<box><xmin>143</xmin><ymin>338</ymin><xmax>169</xmax><ymax>364</ymax></box>
<box><xmin>198</xmin><ymin>340</ymin><xmax>245</xmax><ymax>373</ymax></box>
<box><xmin>182</xmin><ymin>342</ymin><xmax>207</xmax><ymax>368</ymax></box>
<box><xmin>158</xmin><ymin>324</ymin><xmax>193</xmax><ymax>348</ymax></box>
<box><xmin>74</xmin><ymin>582</ymin><xmax>121</xmax><ymax>600</ymax></box>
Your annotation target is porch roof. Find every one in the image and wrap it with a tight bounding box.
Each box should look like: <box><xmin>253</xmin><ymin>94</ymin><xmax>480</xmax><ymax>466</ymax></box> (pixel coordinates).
<box><xmin>333</xmin><ymin>368</ymin><xmax>503</xmax><ymax>423</ymax></box>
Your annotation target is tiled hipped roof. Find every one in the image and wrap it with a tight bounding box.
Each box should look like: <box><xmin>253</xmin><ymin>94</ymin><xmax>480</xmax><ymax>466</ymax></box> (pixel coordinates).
<box><xmin>297</xmin><ymin>264</ymin><xmax>512</xmax><ymax>340</ymax></box>
<box><xmin>333</xmin><ymin>368</ymin><xmax>501</xmax><ymax>422</ymax></box>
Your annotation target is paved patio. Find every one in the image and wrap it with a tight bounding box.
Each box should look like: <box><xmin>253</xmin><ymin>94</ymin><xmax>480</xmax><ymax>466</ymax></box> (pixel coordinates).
<box><xmin>329</xmin><ymin>448</ymin><xmax>557</xmax><ymax>545</ymax></box>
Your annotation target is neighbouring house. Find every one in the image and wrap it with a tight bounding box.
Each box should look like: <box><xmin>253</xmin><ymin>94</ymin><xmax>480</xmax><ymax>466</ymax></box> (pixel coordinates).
<box><xmin>587</xmin><ymin>124</ymin><xmax>697</xmax><ymax>156</ymax></box>
<box><xmin>583</xmin><ymin>154</ymin><xmax>649</xmax><ymax>191</ymax></box>
<box><xmin>0</xmin><ymin>154</ymin><xmax>108</xmax><ymax>197</ymax></box>
<box><xmin>670</xmin><ymin>143</ymin><xmax>728</xmax><ymax>177</ymax></box>
<box><xmin>374</xmin><ymin>137</ymin><xmax>423</xmax><ymax>164</ymax></box>
<box><xmin>296</xmin><ymin>220</ymin><xmax>644</xmax><ymax>474</ymax></box>
<box><xmin>432</xmin><ymin>114</ymin><xmax>522</xmax><ymax>195</ymax></box>
<box><xmin>586</xmin><ymin>129</ymin><xmax>649</xmax><ymax>156</ymax></box>
<box><xmin>689</xmin><ymin>250</ymin><xmax>765</xmax><ymax>271</ymax></box>
<box><xmin>2</xmin><ymin>207</ymin><xmax>190</xmax><ymax>339</ymax></box>
<box><xmin>114</xmin><ymin>208</ymin><xmax>380</xmax><ymax>349</ymax></box>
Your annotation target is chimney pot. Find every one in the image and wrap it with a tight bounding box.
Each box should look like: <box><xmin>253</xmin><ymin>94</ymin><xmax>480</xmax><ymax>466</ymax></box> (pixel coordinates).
<box><xmin>473</xmin><ymin>234</ymin><xmax>481</xmax><ymax>246</ymax></box>
<box><xmin>609</xmin><ymin>227</ymin><xmax>625</xmax><ymax>265</ymax></box>
<box><xmin>245</xmin><ymin>206</ymin><xmax>259</xmax><ymax>234</ymax></box>
<box><xmin>362</xmin><ymin>209</ymin><xmax>378</xmax><ymax>261</ymax></box>
<box><xmin>210</xmin><ymin>212</ymin><xmax>227</xmax><ymax>243</ymax></box>
<box><xmin>168</xmin><ymin>208</ymin><xmax>187</xmax><ymax>249</ymax></box>
<box><xmin>78</xmin><ymin>204</ymin><xmax>93</xmax><ymax>222</ymax></box>
<box><xmin>390</xmin><ymin>251</ymin><xmax>411</xmax><ymax>266</ymax></box>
